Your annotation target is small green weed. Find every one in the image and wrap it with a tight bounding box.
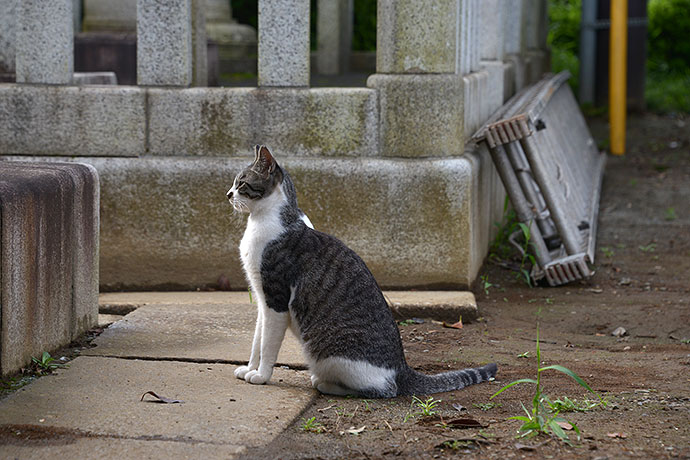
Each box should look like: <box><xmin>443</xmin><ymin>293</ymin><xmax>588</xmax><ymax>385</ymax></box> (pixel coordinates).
<box><xmin>489</xmin><ymin>199</ymin><xmax>538</xmax><ymax>288</ymax></box>
<box><xmin>397</xmin><ymin>319</ymin><xmax>416</xmax><ymax>326</ymax></box>
<box><xmin>413</xmin><ymin>396</ymin><xmax>441</xmax><ymax>416</ymax></box>
<box><xmin>517</xmin><ymin>351</ymin><xmax>531</xmax><ymax>359</ymax></box>
<box><xmin>516</xmin><ymin>223</ymin><xmax>537</xmax><ymax>287</ymax></box>
<box><xmin>404</xmin><ymin>396</ymin><xmax>442</xmax><ymax>422</ymax></box>
<box><xmin>0</xmin><ymin>374</ymin><xmax>36</xmax><ymax>397</ymax></box>
<box><xmin>665</xmin><ymin>207</ymin><xmax>677</xmax><ymax>221</ymax></box>
<box><xmin>546</xmin><ymin>396</ymin><xmax>601</xmax><ymax>413</ymax></box>
<box><xmin>639</xmin><ymin>243</ymin><xmax>657</xmax><ymax>253</ymax></box>
<box><xmin>490</xmin><ymin>320</ymin><xmax>604</xmax><ymax>444</ymax></box>
<box><xmin>480</xmin><ymin>275</ymin><xmax>493</xmax><ymax>295</ymax></box>
<box><xmin>441</xmin><ymin>439</ymin><xmax>475</xmax><ymax>450</ymax></box>
<box><xmin>300</xmin><ymin>416</ymin><xmax>325</xmax><ymax>433</ymax></box>
<box><xmin>600</xmin><ymin>246</ymin><xmax>614</xmax><ymax>258</ymax></box>
<box><xmin>474</xmin><ymin>402</ymin><xmax>501</xmax><ymax>411</ymax></box>
<box><xmin>31</xmin><ymin>352</ymin><xmax>66</xmax><ymax>374</ymax></box>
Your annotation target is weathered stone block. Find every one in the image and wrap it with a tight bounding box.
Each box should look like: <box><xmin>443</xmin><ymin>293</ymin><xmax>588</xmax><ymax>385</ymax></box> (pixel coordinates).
<box><xmin>16</xmin><ymin>0</ymin><xmax>74</xmax><ymax>84</ymax></box>
<box><xmin>73</xmin><ymin>71</ymin><xmax>118</xmax><ymax>85</ymax></box>
<box><xmin>377</xmin><ymin>0</ymin><xmax>457</xmax><ymax>73</ymax></box>
<box><xmin>258</xmin><ymin>0</ymin><xmax>310</xmax><ymax>87</ymax></box>
<box><xmin>147</xmin><ymin>87</ymin><xmax>378</xmax><ymax>157</ymax></box>
<box><xmin>367</xmin><ymin>73</ymin><xmax>464</xmax><ymax>157</ymax></box>
<box><xmin>0</xmin><ymin>161</ymin><xmax>99</xmax><ymax>375</ymax></box>
<box><xmin>137</xmin><ymin>0</ymin><xmax>193</xmax><ymax>86</ymax></box>
<box><xmin>0</xmin><ymin>84</ymin><xmax>146</xmax><ymax>157</ymax></box>
<box><xmin>31</xmin><ymin>154</ymin><xmax>499</xmax><ymax>290</ymax></box>
<box><xmin>482</xmin><ymin>60</ymin><xmax>506</xmax><ymax>111</ymax></box>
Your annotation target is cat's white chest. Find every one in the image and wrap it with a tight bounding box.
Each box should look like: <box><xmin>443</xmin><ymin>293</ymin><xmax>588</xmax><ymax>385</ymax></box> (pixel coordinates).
<box><xmin>239</xmin><ymin>194</ymin><xmax>286</xmax><ymax>286</ymax></box>
<box><xmin>240</xmin><ymin>217</ymin><xmax>279</xmax><ymax>277</ymax></box>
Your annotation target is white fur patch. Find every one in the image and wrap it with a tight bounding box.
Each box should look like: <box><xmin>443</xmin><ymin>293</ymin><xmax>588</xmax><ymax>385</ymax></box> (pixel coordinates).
<box><xmin>300</xmin><ymin>213</ymin><xmax>314</xmax><ymax>229</ymax></box>
<box><xmin>310</xmin><ymin>356</ymin><xmax>397</xmax><ymax>393</ymax></box>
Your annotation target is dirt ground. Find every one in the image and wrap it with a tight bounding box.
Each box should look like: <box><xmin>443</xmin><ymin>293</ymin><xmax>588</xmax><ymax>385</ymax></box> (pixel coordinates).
<box><xmin>242</xmin><ymin>112</ymin><xmax>690</xmax><ymax>460</ymax></box>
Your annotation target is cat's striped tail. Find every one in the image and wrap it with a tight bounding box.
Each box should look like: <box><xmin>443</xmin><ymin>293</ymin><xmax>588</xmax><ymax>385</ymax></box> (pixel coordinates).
<box><xmin>396</xmin><ymin>363</ymin><xmax>497</xmax><ymax>396</ymax></box>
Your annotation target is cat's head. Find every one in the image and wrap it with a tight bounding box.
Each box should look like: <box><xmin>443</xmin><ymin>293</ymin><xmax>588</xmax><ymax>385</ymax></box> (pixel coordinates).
<box><xmin>226</xmin><ymin>145</ymin><xmax>286</xmax><ymax>214</ymax></box>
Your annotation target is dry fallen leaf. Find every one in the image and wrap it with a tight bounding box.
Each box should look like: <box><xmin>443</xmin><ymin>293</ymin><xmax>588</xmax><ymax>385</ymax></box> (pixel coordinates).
<box><xmin>443</xmin><ymin>316</ymin><xmax>463</xmax><ymax>329</ymax></box>
<box><xmin>346</xmin><ymin>426</ymin><xmax>366</xmax><ymax>435</ymax></box>
<box><xmin>555</xmin><ymin>420</ymin><xmax>573</xmax><ymax>430</ymax></box>
<box><xmin>140</xmin><ymin>391</ymin><xmax>184</xmax><ymax>404</ymax></box>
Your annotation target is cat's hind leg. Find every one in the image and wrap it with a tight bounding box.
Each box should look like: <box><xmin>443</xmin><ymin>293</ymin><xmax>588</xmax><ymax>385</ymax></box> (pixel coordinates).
<box><xmin>316</xmin><ymin>381</ymin><xmax>354</xmax><ymax>396</ymax></box>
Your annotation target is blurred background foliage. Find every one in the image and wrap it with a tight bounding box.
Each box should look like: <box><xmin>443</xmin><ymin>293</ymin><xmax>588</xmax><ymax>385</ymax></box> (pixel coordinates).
<box><xmin>232</xmin><ymin>0</ymin><xmax>687</xmax><ymax>112</ymax></box>
<box><xmin>548</xmin><ymin>0</ymin><xmax>689</xmax><ymax>112</ymax></box>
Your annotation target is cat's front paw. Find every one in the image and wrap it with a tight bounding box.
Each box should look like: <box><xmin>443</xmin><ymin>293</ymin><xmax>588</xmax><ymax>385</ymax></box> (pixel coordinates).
<box><xmin>244</xmin><ymin>370</ymin><xmax>269</xmax><ymax>385</ymax></box>
<box><xmin>234</xmin><ymin>365</ymin><xmax>253</xmax><ymax>379</ymax></box>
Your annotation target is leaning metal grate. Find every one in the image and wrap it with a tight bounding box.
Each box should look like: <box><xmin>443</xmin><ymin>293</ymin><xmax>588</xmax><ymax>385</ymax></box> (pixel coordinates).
<box><xmin>473</xmin><ymin>71</ymin><xmax>606</xmax><ymax>286</ymax></box>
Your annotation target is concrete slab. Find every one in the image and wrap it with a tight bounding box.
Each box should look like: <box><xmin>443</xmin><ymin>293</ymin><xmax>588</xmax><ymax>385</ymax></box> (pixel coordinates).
<box><xmin>98</xmin><ymin>290</ymin><xmax>479</xmax><ymax>323</ymax></box>
<box><xmin>0</xmin><ymin>436</ymin><xmax>245</xmax><ymax>460</ymax></box>
<box><xmin>386</xmin><ymin>291</ymin><xmax>478</xmax><ymax>322</ymax></box>
<box><xmin>0</xmin><ymin>356</ymin><xmax>313</xmax><ymax>452</ymax></box>
<box><xmin>86</xmin><ymin>300</ymin><xmax>306</xmax><ymax>368</ymax></box>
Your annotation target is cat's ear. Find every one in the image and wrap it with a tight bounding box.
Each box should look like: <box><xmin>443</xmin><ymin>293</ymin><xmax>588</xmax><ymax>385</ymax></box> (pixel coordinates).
<box><xmin>252</xmin><ymin>145</ymin><xmax>277</xmax><ymax>176</ymax></box>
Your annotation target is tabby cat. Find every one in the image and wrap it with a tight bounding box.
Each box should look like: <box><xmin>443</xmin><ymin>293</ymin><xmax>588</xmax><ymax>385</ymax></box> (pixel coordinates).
<box><xmin>226</xmin><ymin>145</ymin><xmax>497</xmax><ymax>398</ymax></box>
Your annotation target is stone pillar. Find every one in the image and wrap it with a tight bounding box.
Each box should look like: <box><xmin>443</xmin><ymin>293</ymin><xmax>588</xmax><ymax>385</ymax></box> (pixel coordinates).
<box><xmin>72</xmin><ymin>0</ymin><xmax>82</xmax><ymax>33</ymax></box>
<box><xmin>16</xmin><ymin>0</ymin><xmax>74</xmax><ymax>84</ymax></box>
<box><xmin>457</xmin><ymin>0</ymin><xmax>480</xmax><ymax>75</ymax></box>
<box><xmin>316</xmin><ymin>0</ymin><xmax>353</xmax><ymax>75</ymax></box>
<box><xmin>0</xmin><ymin>0</ymin><xmax>17</xmax><ymax>74</ymax></box>
<box><xmin>377</xmin><ymin>0</ymin><xmax>456</xmax><ymax>73</ymax></box>
<box><xmin>258</xmin><ymin>0</ymin><xmax>310</xmax><ymax>87</ymax></box>
<box><xmin>191</xmin><ymin>0</ymin><xmax>208</xmax><ymax>87</ymax></box>
<box><xmin>137</xmin><ymin>0</ymin><xmax>193</xmax><ymax>86</ymax></box>
<box><xmin>368</xmin><ymin>0</ymin><xmax>464</xmax><ymax>157</ymax></box>
<box><xmin>504</xmin><ymin>0</ymin><xmax>525</xmax><ymax>55</ymax></box>
<box><xmin>205</xmin><ymin>0</ymin><xmax>257</xmax><ymax>75</ymax></box>
<box><xmin>479</xmin><ymin>0</ymin><xmax>505</xmax><ymax>61</ymax></box>
<box><xmin>470</xmin><ymin>0</ymin><xmax>480</xmax><ymax>72</ymax></box>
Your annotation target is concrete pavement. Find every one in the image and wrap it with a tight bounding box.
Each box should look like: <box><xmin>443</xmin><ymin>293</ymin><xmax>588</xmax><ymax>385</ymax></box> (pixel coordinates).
<box><xmin>0</xmin><ymin>291</ymin><xmax>476</xmax><ymax>458</ymax></box>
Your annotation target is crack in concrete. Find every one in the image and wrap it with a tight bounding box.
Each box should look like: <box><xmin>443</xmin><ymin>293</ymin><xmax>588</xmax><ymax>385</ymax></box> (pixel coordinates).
<box><xmin>0</xmin><ymin>424</ymin><xmax>240</xmax><ymax>447</ymax></box>
<box><xmin>88</xmin><ymin>354</ymin><xmax>310</xmax><ymax>371</ymax></box>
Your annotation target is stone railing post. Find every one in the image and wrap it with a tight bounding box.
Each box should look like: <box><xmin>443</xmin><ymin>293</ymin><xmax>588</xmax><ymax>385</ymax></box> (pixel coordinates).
<box><xmin>458</xmin><ymin>0</ymin><xmax>480</xmax><ymax>75</ymax></box>
<box><xmin>316</xmin><ymin>0</ymin><xmax>353</xmax><ymax>75</ymax></box>
<box><xmin>137</xmin><ymin>0</ymin><xmax>201</xmax><ymax>86</ymax></box>
<box><xmin>258</xmin><ymin>0</ymin><xmax>310</xmax><ymax>87</ymax></box>
<box><xmin>368</xmin><ymin>0</ymin><xmax>464</xmax><ymax>157</ymax></box>
<box><xmin>0</xmin><ymin>0</ymin><xmax>17</xmax><ymax>74</ymax></box>
<box><xmin>16</xmin><ymin>0</ymin><xmax>74</xmax><ymax>84</ymax></box>
<box><xmin>479</xmin><ymin>0</ymin><xmax>505</xmax><ymax>62</ymax></box>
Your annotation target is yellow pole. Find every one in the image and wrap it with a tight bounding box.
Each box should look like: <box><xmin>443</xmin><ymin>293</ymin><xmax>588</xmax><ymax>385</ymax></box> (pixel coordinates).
<box><xmin>610</xmin><ymin>0</ymin><xmax>628</xmax><ymax>155</ymax></box>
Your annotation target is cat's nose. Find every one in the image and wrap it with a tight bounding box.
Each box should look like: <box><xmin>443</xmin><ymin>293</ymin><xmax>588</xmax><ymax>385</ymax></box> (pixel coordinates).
<box><xmin>226</xmin><ymin>189</ymin><xmax>233</xmax><ymax>200</ymax></box>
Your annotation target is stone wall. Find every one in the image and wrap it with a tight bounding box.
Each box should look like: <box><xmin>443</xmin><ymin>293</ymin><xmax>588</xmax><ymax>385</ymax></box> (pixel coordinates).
<box><xmin>0</xmin><ymin>0</ymin><xmax>549</xmax><ymax>290</ymax></box>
